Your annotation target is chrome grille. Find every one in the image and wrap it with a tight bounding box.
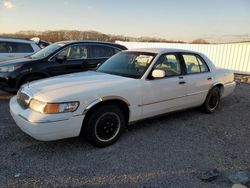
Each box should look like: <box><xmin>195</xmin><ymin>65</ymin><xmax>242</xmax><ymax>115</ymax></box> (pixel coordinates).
<box><xmin>17</xmin><ymin>90</ymin><xmax>31</xmax><ymax>109</ymax></box>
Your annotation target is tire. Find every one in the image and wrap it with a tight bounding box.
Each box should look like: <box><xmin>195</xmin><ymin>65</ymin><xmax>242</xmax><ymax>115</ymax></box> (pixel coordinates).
<box><xmin>203</xmin><ymin>87</ymin><xmax>221</xmax><ymax>113</ymax></box>
<box><xmin>18</xmin><ymin>75</ymin><xmax>45</xmax><ymax>89</ymax></box>
<box><xmin>84</xmin><ymin>105</ymin><xmax>126</xmax><ymax>147</ymax></box>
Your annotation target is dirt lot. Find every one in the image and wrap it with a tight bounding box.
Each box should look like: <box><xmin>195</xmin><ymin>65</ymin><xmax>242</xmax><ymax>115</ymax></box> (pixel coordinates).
<box><xmin>0</xmin><ymin>83</ymin><xmax>250</xmax><ymax>188</ymax></box>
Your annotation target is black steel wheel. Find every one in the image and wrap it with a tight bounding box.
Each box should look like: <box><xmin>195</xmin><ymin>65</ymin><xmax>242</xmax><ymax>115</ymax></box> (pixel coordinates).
<box><xmin>203</xmin><ymin>87</ymin><xmax>221</xmax><ymax>113</ymax></box>
<box><xmin>95</xmin><ymin>112</ymin><xmax>121</xmax><ymax>142</ymax></box>
<box><xmin>84</xmin><ymin>105</ymin><xmax>125</xmax><ymax>147</ymax></box>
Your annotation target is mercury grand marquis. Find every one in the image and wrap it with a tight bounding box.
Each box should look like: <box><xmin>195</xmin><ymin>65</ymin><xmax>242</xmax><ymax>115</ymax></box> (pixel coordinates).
<box><xmin>10</xmin><ymin>48</ymin><xmax>236</xmax><ymax>147</ymax></box>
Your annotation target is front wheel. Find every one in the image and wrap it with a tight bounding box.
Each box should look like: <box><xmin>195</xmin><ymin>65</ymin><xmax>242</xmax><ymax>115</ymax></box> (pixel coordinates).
<box><xmin>84</xmin><ymin>105</ymin><xmax>126</xmax><ymax>147</ymax></box>
<box><xmin>203</xmin><ymin>87</ymin><xmax>221</xmax><ymax>113</ymax></box>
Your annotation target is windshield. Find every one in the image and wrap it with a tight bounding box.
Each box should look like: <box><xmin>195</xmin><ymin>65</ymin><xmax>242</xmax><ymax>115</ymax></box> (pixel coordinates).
<box><xmin>31</xmin><ymin>43</ymin><xmax>65</xmax><ymax>59</ymax></box>
<box><xmin>97</xmin><ymin>51</ymin><xmax>156</xmax><ymax>79</ymax></box>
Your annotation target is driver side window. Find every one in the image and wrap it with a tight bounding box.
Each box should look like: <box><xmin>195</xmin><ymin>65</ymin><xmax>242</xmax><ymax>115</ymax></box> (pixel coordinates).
<box><xmin>56</xmin><ymin>45</ymin><xmax>88</xmax><ymax>60</ymax></box>
<box><xmin>153</xmin><ymin>54</ymin><xmax>181</xmax><ymax>77</ymax></box>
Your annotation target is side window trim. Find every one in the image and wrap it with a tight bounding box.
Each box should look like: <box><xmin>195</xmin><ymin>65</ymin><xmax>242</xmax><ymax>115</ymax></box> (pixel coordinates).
<box><xmin>48</xmin><ymin>43</ymin><xmax>121</xmax><ymax>62</ymax></box>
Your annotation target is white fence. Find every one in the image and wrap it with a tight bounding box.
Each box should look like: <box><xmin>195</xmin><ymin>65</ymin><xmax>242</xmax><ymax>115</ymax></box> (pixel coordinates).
<box><xmin>116</xmin><ymin>41</ymin><xmax>250</xmax><ymax>74</ymax></box>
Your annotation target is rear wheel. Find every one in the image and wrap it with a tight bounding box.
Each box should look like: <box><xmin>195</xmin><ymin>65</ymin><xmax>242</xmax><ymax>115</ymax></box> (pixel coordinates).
<box><xmin>84</xmin><ymin>105</ymin><xmax>125</xmax><ymax>147</ymax></box>
<box><xmin>203</xmin><ymin>87</ymin><xmax>221</xmax><ymax>113</ymax></box>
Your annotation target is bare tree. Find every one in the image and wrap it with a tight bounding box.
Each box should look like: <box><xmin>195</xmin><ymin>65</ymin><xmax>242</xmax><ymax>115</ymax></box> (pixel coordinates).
<box><xmin>0</xmin><ymin>30</ymin><xmax>186</xmax><ymax>43</ymax></box>
<box><xmin>191</xmin><ymin>38</ymin><xmax>209</xmax><ymax>44</ymax></box>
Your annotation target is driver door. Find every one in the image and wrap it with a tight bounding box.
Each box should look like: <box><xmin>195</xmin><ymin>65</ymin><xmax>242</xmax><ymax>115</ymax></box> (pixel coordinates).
<box><xmin>141</xmin><ymin>53</ymin><xmax>188</xmax><ymax>118</ymax></box>
<box><xmin>47</xmin><ymin>44</ymin><xmax>90</xmax><ymax>76</ymax></box>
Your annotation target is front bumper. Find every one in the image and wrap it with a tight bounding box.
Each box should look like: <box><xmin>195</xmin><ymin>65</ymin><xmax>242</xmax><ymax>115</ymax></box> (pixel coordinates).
<box><xmin>10</xmin><ymin>96</ymin><xmax>84</xmax><ymax>141</ymax></box>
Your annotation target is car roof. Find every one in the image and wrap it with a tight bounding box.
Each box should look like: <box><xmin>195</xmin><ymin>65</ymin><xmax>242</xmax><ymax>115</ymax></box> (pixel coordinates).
<box><xmin>55</xmin><ymin>40</ymin><xmax>127</xmax><ymax>50</ymax></box>
<box><xmin>127</xmin><ymin>48</ymin><xmax>201</xmax><ymax>54</ymax></box>
<box><xmin>0</xmin><ymin>37</ymin><xmax>36</xmax><ymax>44</ymax></box>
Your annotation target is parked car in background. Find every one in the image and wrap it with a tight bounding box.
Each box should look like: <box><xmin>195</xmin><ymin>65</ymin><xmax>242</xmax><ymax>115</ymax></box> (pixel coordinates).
<box><xmin>30</xmin><ymin>37</ymin><xmax>50</xmax><ymax>49</ymax></box>
<box><xmin>10</xmin><ymin>48</ymin><xmax>236</xmax><ymax>147</ymax></box>
<box><xmin>0</xmin><ymin>41</ymin><xmax>127</xmax><ymax>92</ymax></box>
<box><xmin>0</xmin><ymin>38</ymin><xmax>41</xmax><ymax>62</ymax></box>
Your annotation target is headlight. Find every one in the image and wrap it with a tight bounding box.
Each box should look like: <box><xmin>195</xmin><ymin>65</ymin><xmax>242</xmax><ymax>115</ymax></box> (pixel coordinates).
<box><xmin>29</xmin><ymin>99</ymin><xmax>79</xmax><ymax>114</ymax></box>
<box><xmin>29</xmin><ymin>99</ymin><xmax>46</xmax><ymax>113</ymax></box>
<box><xmin>0</xmin><ymin>64</ymin><xmax>21</xmax><ymax>72</ymax></box>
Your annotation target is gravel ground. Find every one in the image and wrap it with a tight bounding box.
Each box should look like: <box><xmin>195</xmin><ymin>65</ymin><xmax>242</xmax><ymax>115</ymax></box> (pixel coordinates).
<box><xmin>0</xmin><ymin>84</ymin><xmax>250</xmax><ymax>188</ymax></box>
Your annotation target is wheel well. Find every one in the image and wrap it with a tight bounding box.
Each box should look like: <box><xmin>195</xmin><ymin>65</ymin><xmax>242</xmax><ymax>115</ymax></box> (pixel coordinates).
<box><xmin>18</xmin><ymin>73</ymin><xmax>48</xmax><ymax>87</ymax></box>
<box><xmin>213</xmin><ymin>83</ymin><xmax>224</xmax><ymax>96</ymax></box>
<box><xmin>82</xmin><ymin>99</ymin><xmax>130</xmax><ymax>129</ymax></box>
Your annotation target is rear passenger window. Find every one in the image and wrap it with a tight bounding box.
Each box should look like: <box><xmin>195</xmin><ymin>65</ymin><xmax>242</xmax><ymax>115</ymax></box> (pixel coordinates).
<box><xmin>89</xmin><ymin>45</ymin><xmax>115</xmax><ymax>58</ymax></box>
<box><xmin>0</xmin><ymin>42</ymin><xmax>34</xmax><ymax>53</ymax></box>
<box><xmin>13</xmin><ymin>43</ymin><xmax>34</xmax><ymax>53</ymax></box>
<box><xmin>183</xmin><ymin>54</ymin><xmax>209</xmax><ymax>74</ymax></box>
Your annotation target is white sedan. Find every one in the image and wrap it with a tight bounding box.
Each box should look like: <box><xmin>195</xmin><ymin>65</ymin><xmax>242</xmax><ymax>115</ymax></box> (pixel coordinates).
<box><xmin>10</xmin><ymin>48</ymin><xmax>236</xmax><ymax>147</ymax></box>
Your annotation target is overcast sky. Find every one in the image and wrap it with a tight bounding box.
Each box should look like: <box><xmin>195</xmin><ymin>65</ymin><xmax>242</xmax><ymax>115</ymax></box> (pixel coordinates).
<box><xmin>0</xmin><ymin>0</ymin><xmax>250</xmax><ymax>42</ymax></box>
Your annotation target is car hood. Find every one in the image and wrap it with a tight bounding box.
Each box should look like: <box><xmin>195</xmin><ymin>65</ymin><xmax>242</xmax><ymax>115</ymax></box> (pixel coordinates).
<box><xmin>27</xmin><ymin>71</ymin><xmax>137</xmax><ymax>101</ymax></box>
<box><xmin>0</xmin><ymin>57</ymin><xmax>36</xmax><ymax>66</ymax></box>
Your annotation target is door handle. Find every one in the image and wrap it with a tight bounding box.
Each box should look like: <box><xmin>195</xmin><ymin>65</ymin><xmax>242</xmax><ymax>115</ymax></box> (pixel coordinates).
<box><xmin>207</xmin><ymin>77</ymin><xmax>212</xmax><ymax>80</ymax></box>
<box><xmin>179</xmin><ymin>81</ymin><xmax>186</xmax><ymax>84</ymax></box>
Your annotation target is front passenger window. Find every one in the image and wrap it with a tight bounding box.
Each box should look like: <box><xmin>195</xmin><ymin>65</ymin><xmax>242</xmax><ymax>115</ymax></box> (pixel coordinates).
<box><xmin>153</xmin><ymin>54</ymin><xmax>181</xmax><ymax>77</ymax></box>
<box><xmin>56</xmin><ymin>45</ymin><xmax>88</xmax><ymax>60</ymax></box>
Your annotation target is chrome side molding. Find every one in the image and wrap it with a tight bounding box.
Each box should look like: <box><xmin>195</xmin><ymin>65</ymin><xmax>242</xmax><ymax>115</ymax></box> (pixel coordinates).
<box><xmin>83</xmin><ymin>96</ymin><xmax>130</xmax><ymax>115</ymax></box>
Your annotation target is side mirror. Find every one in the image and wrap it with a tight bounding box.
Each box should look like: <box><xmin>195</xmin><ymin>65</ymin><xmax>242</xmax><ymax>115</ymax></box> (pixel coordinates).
<box><xmin>152</xmin><ymin>69</ymin><xmax>166</xmax><ymax>78</ymax></box>
<box><xmin>56</xmin><ymin>55</ymin><xmax>67</xmax><ymax>63</ymax></box>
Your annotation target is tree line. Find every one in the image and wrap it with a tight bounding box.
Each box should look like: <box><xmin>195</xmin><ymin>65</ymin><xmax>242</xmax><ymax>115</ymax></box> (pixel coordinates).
<box><xmin>0</xmin><ymin>30</ymin><xmax>209</xmax><ymax>44</ymax></box>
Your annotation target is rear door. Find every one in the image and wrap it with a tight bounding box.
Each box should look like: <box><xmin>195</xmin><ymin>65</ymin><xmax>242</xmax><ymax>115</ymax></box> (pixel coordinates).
<box><xmin>181</xmin><ymin>53</ymin><xmax>213</xmax><ymax>106</ymax></box>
